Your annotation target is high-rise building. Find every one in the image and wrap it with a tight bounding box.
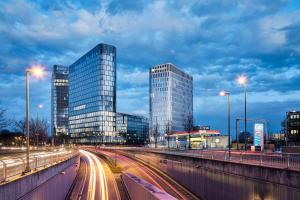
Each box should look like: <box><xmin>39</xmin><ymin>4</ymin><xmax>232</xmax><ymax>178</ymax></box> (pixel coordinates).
<box><xmin>149</xmin><ymin>63</ymin><xmax>193</xmax><ymax>144</ymax></box>
<box><xmin>68</xmin><ymin>43</ymin><xmax>117</xmax><ymax>143</ymax></box>
<box><xmin>116</xmin><ymin>113</ymin><xmax>149</xmax><ymax>144</ymax></box>
<box><xmin>284</xmin><ymin>111</ymin><xmax>300</xmax><ymax>145</ymax></box>
<box><xmin>51</xmin><ymin>65</ymin><xmax>69</xmax><ymax>136</ymax></box>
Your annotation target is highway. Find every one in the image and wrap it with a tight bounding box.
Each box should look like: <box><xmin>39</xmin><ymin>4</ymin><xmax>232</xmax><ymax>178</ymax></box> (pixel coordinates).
<box><xmin>69</xmin><ymin>150</ymin><xmax>120</xmax><ymax>200</ymax></box>
<box><xmin>96</xmin><ymin>149</ymin><xmax>196</xmax><ymax>200</ymax></box>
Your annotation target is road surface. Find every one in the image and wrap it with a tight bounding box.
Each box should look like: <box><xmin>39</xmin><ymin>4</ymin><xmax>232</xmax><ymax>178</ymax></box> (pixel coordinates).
<box><xmin>69</xmin><ymin>150</ymin><xmax>120</xmax><ymax>200</ymax></box>
<box><xmin>97</xmin><ymin>149</ymin><xmax>194</xmax><ymax>200</ymax></box>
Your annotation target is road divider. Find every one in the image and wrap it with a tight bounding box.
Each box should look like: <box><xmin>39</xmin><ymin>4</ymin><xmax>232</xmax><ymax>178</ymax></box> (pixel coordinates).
<box><xmin>122</xmin><ymin>172</ymin><xmax>177</xmax><ymax>200</ymax></box>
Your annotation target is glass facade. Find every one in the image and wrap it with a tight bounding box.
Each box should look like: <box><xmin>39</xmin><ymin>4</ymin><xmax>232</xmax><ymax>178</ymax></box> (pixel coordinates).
<box><xmin>116</xmin><ymin>113</ymin><xmax>149</xmax><ymax>144</ymax></box>
<box><xmin>51</xmin><ymin>65</ymin><xmax>69</xmax><ymax>136</ymax></box>
<box><xmin>286</xmin><ymin>111</ymin><xmax>300</xmax><ymax>145</ymax></box>
<box><xmin>149</xmin><ymin>63</ymin><xmax>193</xmax><ymax>144</ymax></box>
<box><xmin>68</xmin><ymin>43</ymin><xmax>117</xmax><ymax>143</ymax></box>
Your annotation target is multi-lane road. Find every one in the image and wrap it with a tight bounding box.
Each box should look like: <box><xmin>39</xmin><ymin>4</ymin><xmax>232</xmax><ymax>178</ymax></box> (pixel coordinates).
<box><xmin>98</xmin><ymin>149</ymin><xmax>191</xmax><ymax>200</ymax></box>
<box><xmin>69</xmin><ymin>148</ymin><xmax>197</xmax><ymax>200</ymax></box>
<box><xmin>70</xmin><ymin>150</ymin><xmax>120</xmax><ymax>200</ymax></box>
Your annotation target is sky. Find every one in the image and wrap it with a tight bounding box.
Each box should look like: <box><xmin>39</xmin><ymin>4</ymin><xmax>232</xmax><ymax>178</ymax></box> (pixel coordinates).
<box><xmin>0</xmin><ymin>0</ymin><xmax>300</xmax><ymax>134</ymax></box>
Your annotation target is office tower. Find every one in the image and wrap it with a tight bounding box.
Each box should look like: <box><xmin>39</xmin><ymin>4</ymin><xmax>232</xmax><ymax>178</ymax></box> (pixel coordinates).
<box><xmin>68</xmin><ymin>43</ymin><xmax>117</xmax><ymax>143</ymax></box>
<box><xmin>285</xmin><ymin>111</ymin><xmax>300</xmax><ymax>145</ymax></box>
<box><xmin>51</xmin><ymin>65</ymin><xmax>69</xmax><ymax>136</ymax></box>
<box><xmin>149</xmin><ymin>63</ymin><xmax>193</xmax><ymax>144</ymax></box>
<box><xmin>116</xmin><ymin>113</ymin><xmax>149</xmax><ymax>144</ymax></box>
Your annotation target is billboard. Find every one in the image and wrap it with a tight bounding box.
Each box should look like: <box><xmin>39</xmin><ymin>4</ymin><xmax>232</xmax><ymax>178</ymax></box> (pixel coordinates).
<box><xmin>254</xmin><ymin>123</ymin><xmax>264</xmax><ymax>150</ymax></box>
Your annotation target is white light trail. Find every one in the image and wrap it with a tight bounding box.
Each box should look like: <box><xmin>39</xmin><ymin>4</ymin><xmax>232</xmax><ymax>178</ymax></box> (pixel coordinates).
<box><xmin>80</xmin><ymin>150</ymin><xmax>109</xmax><ymax>200</ymax></box>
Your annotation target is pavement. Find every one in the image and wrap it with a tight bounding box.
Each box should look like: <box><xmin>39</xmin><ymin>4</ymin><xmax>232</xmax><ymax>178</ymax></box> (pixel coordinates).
<box><xmin>69</xmin><ymin>150</ymin><xmax>120</xmax><ymax>200</ymax></box>
<box><xmin>97</xmin><ymin>149</ymin><xmax>193</xmax><ymax>200</ymax></box>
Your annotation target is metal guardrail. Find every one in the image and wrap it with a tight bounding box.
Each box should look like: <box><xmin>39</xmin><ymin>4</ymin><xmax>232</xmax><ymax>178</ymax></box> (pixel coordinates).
<box><xmin>145</xmin><ymin>148</ymin><xmax>300</xmax><ymax>170</ymax></box>
<box><xmin>0</xmin><ymin>149</ymin><xmax>78</xmax><ymax>182</ymax></box>
<box><xmin>97</xmin><ymin>146</ymin><xmax>300</xmax><ymax>170</ymax></box>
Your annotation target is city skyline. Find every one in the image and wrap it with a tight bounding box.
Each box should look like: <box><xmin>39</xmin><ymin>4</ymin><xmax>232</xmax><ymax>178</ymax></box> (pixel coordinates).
<box><xmin>1</xmin><ymin>0</ymin><xmax>300</xmax><ymax>133</ymax></box>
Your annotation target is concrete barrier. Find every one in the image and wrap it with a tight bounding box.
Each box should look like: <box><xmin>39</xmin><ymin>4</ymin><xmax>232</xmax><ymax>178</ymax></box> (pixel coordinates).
<box><xmin>122</xmin><ymin>172</ymin><xmax>177</xmax><ymax>200</ymax></box>
<box><xmin>0</xmin><ymin>154</ymin><xmax>79</xmax><ymax>200</ymax></box>
<box><xmin>124</xmin><ymin>150</ymin><xmax>300</xmax><ymax>200</ymax></box>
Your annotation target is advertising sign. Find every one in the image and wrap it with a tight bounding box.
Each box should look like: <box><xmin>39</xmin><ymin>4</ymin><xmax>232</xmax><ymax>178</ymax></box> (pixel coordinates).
<box><xmin>254</xmin><ymin>123</ymin><xmax>264</xmax><ymax>150</ymax></box>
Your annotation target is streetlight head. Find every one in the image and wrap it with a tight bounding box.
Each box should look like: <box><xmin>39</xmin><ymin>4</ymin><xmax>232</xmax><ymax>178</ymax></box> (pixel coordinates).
<box><xmin>219</xmin><ymin>91</ymin><xmax>229</xmax><ymax>96</ymax></box>
<box><xmin>38</xmin><ymin>104</ymin><xmax>43</xmax><ymax>109</ymax></box>
<box><xmin>237</xmin><ymin>75</ymin><xmax>247</xmax><ymax>85</ymax></box>
<box><xmin>27</xmin><ymin>65</ymin><xmax>46</xmax><ymax>79</ymax></box>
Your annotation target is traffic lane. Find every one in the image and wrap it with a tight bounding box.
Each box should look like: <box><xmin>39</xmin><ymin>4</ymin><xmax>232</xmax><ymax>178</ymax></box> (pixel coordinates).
<box><xmin>98</xmin><ymin>150</ymin><xmax>188</xmax><ymax>200</ymax></box>
<box><xmin>99</xmin><ymin>154</ymin><xmax>121</xmax><ymax>200</ymax></box>
<box><xmin>77</xmin><ymin>150</ymin><xmax>120</xmax><ymax>200</ymax></box>
<box><xmin>69</xmin><ymin>156</ymin><xmax>90</xmax><ymax>200</ymax></box>
<box><xmin>99</xmin><ymin>150</ymin><xmax>164</xmax><ymax>190</ymax></box>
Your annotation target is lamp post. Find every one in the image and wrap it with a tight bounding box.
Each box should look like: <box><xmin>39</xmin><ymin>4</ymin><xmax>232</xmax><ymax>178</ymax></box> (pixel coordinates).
<box><xmin>236</xmin><ymin>118</ymin><xmax>239</xmax><ymax>150</ymax></box>
<box><xmin>219</xmin><ymin>91</ymin><xmax>231</xmax><ymax>159</ymax></box>
<box><xmin>237</xmin><ymin>75</ymin><xmax>247</xmax><ymax>151</ymax></box>
<box><xmin>24</xmin><ymin>65</ymin><xmax>46</xmax><ymax>173</ymax></box>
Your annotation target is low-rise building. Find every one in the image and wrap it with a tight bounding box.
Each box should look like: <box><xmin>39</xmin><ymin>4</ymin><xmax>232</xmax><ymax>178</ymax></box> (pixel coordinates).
<box><xmin>167</xmin><ymin>130</ymin><xmax>228</xmax><ymax>149</ymax></box>
<box><xmin>285</xmin><ymin>111</ymin><xmax>300</xmax><ymax>145</ymax></box>
<box><xmin>116</xmin><ymin>113</ymin><xmax>149</xmax><ymax>144</ymax></box>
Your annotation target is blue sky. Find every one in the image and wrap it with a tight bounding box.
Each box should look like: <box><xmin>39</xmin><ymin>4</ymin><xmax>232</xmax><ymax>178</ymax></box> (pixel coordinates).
<box><xmin>0</xmin><ymin>0</ymin><xmax>300</xmax><ymax>134</ymax></box>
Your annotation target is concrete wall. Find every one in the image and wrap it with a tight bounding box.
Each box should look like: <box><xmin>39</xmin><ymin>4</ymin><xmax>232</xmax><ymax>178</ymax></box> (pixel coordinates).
<box><xmin>124</xmin><ymin>150</ymin><xmax>300</xmax><ymax>200</ymax></box>
<box><xmin>0</xmin><ymin>155</ymin><xmax>79</xmax><ymax>200</ymax></box>
<box><xmin>122</xmin><ymin>172</ymin><xmax>176</xmax><ymax>200</ymax></box>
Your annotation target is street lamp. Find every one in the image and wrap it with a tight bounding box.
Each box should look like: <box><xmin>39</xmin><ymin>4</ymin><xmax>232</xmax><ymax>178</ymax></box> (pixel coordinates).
<box><xmin>237</xmin><ymin>75</ymin><xmax>247</xmax><ymax>151</ymax></box>
<box><xmin>219</xmin><ymin>91</ymin><xmax>231</xmax><ymax>159</ymax></box>
<box><xmin>24</xmin><ymin>65</ymin><xmax>46</xmax><ymax>173</ymax></box>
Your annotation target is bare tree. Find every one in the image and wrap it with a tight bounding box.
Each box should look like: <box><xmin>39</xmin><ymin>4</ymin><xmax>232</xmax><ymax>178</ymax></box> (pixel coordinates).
<box><xmin>13</xmin><ymin>117</ymin><xmax>49</xmax><ymax>145</ymax></box>
<box><xmin>184</xmin><ymin>114</ymin><xmax>194</xmax><ymax>149</ymax></box>
<box><xmin>165</xmin><ymin>120</ymin><xmax>172</xmax><ymax>149</ymax></box>
<box><xmin>32</xmin><ymin>118</ymin><xmax>49</xmax><ymax>145</ymax></box>
<box><xmin>13</xmin><ymin>118</ymin><xmax>26</xmax><ymax>134</ymax></box>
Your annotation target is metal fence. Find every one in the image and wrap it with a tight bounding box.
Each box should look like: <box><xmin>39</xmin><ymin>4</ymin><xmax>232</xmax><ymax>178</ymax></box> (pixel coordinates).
<box><xmin>87</xmin><ymin>146</ymin><xmax>300</xmax><ymax>170</ymax></box>
<box><xmin>145</xmin><ymin>148</ymin><xmax>300</xmax><ymax>170</ymax></box>
<box><xmin>0</xmin><ymin>149</ymin><xmax>77</xmax><ymax>182</ymax></box>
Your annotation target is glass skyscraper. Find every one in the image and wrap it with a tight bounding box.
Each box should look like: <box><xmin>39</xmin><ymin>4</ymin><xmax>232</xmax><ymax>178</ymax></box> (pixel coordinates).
<box><xmin>149</xmin><ymin>63</ymin><xmax>193</xmax><ymax>144</ymax></box>
<box><xmin>68</xmin><ymin>43</ymin><xmax>117</xmax><ymax>143</ymax></box>
<box><xmin>116</xmin><ymin>113</ymin><xmax>149</xmax><ymax>144</ymax></box>
<box><xmin>51</xmin><ymin>65</ymin><xmax>69</xmax><ymax>136</ymax></box>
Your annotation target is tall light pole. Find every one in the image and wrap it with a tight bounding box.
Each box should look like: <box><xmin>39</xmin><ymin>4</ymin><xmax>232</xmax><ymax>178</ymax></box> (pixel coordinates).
<box><xmin>237</xmin><ymin>75</ymin><xmax>247</xmax><ymax>151</ymax></box>
<box><xmin>236</xmin><ymin>118</ymin><xmax>239</xmax><ymax>150</ymax></box>
<box><xmin>220</xmin><ymin>91</ymin><xmax>231</xmax><ymax>158</ymax></box>
<box><xmin>24</xmin><ymin>65</ymin><xmax>46</xmax><ymax>173</ymax></box>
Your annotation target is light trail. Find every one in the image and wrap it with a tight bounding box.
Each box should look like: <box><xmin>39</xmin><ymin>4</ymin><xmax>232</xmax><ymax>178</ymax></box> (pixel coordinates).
<box><xmin>78</xmin><ymin>158</ymin><xmax>88</xmax><ymax>200</ymax></box>
<box><xmin>79</xmin><ymin>150</ymin><xmax>109</xmax><ymax>200</ymax></box>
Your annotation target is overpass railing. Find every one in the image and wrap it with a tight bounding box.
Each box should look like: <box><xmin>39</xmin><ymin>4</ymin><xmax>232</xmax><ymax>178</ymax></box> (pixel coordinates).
<box><xmin>97</xmin><ymin>146</ymin><xmax>300</xmax><ymax>170</ymax></box>
<box><xmin>145</xmin><ymin>148</ymin><xmax>300</xmax><ymax>170</ymax></box>
<box><xmin>0</xmin><ymin>148</ymin><xmax>78</xmax><ymax>182</ymax></box>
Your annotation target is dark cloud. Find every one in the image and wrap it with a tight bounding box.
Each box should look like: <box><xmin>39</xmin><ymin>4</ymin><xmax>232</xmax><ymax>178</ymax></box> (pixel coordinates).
<box><xmin>0</xmin><ymin>0</ymin><xmax>299</xmax><ymax>132</ymax></box>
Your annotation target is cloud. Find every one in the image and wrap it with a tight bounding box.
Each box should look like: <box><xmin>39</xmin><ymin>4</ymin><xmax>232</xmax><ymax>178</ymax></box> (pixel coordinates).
<box><xmin>0</xmin><ymin>0</ymin><xmax>300</xmax><ymax>132</ymax></box>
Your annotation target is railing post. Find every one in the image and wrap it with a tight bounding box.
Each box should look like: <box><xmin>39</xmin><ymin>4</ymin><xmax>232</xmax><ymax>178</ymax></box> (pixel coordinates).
<box><xmin>224</xmin><ymin>152</ymin><xmax>227</xmax><ymax>161</ymax></box>
<box><xmin>240</xmin><ymin>152</ymin><xmax>243</xmax><ymax>163</ymax></box>
<box><xmin>34</xmin><ymin>157</ymin><xmax>38</xmax><ymax>170</ymax></box>
<box><xmin>0</xmin><ymin>161</ymin><xmax>7</xmax><ymax>182</ymax></box>
<box><xmin>287</xmin><ymin>154</ymin><xmax>290</xmax><ymax>168</ymax></box>
<box><xmin>20</xmin><ymin>158</ymin><xmax>25</xmax><ymax>172</ymax></box>
<box><xmin>260</xmin><ymin>153</ymin><xmax>263</xmax><ymax>165</ymax></box>
<box><xmin>211</xmin><ymin>151</ymin><xmax>214</xmax><ymax>159</ymax></box>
